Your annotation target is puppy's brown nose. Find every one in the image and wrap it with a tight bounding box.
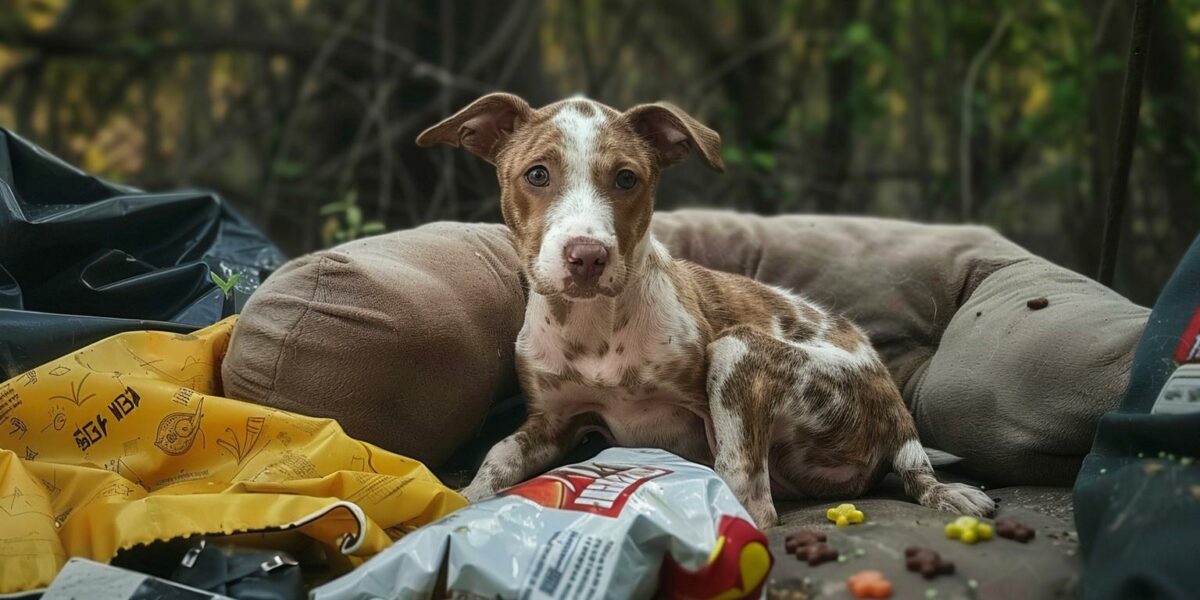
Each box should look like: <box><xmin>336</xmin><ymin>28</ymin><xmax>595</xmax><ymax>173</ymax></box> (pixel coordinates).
<box><xmin>565</xmin><ymin>243</ymin><xmax>608</xmax><ymax>285</ymax></box>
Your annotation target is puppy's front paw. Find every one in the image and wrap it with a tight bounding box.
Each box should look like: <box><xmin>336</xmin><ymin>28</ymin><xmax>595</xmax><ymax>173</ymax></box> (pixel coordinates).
<box><xmin>459</xmin><ymin>481</ymin><xmax>497</xmax><ymax>504</ymax></box>
<box><xmin>923</xmin><ymin>482</ymin><xmax>995</xmax><ymax>517</ymax></box>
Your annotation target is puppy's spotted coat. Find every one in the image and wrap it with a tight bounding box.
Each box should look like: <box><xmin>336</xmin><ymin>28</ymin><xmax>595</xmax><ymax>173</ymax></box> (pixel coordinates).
<box><xmin>417</xmin><ymin>94</ymin><xmax>993</xmax><ymax>527</ymax></box>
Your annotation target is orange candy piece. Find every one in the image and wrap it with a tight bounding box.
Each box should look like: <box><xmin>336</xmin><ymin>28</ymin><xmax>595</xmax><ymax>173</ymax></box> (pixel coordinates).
<box><xmin>847</xmin><ymin>570</ymin><xmax>893</xmax><ymax>598</ymax></box>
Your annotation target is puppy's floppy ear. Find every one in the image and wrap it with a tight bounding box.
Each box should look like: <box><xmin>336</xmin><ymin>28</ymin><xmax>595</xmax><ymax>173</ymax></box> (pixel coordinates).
<box><xmin>415</xmin><ymin>92</ymin><xmax>533</xmax><ymax>164</ymax></box>
<box><xmin>622</xmin><ymin>102</ymin><xmax>724</xmax><ymax>172</ymax></box>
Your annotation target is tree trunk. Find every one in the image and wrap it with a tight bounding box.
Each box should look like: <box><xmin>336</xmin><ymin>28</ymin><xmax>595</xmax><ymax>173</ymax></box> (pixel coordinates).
<box><xmin>811</xmin><ymin>0</ymin><xmax>856</xmax><ymax>214</ymax></box>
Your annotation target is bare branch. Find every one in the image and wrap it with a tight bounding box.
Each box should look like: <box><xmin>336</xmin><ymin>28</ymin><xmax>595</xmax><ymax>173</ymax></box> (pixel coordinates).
<box><xmin>1092</xmin><ymin>0</ymin><xmax>1121</xmax><ymax>49</ymax></box>
<box><xmin>959</xmin><ymin>12</ymin><xmax>1012</xmax><ymax>221</ymax></box>
<box><xmin>261</xmin><ymin>0</ymin><xmax>368</xmax><ymax>222</ymax></box>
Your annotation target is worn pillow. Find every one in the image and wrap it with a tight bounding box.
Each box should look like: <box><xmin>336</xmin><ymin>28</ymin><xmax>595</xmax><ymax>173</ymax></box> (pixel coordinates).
<box><xmin>913</xmin><ymin>257</ymin><xmax>1149</xmax><ymax>485</ymax></box>
<box><xmin>222</xmin><ymin>222</ymin><xmax>525</xmax><ymax>467</ymax></box>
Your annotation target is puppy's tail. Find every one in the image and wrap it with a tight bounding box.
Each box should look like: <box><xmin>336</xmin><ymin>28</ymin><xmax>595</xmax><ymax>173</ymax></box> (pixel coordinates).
<box><xmin>891</xmin><ymin>438</ymin><xmax>994</xmax><ymax>516</ymax></box>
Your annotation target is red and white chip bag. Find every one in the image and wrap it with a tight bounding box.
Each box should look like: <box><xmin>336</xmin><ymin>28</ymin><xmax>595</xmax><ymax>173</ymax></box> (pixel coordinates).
<box><xmin>314</xmin><ymin>448</ymin><xmax>773</xmax><ymax>600</ymax></box>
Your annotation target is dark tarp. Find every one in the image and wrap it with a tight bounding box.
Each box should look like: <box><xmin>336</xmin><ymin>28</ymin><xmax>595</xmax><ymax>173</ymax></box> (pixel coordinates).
<box><xmin>0</xmin><ymin>128</ymin><xmax>284</xmax><ymax>379</ymax></box>
<box><xmin>1074</xmin><ymin>232</ymin><xmax>1200</xmax><ymax>599</ymax></box>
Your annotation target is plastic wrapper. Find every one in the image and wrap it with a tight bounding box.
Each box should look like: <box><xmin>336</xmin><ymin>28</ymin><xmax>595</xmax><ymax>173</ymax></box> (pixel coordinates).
<box><xmin>0</xmin><ymin>317</ymin><xmax>465</xmax><ymax>595</ymax></box>
<box><xmin>314</xmin><ymin>448</ymin><xmax>773</xmax><ymax>600</ymax></box>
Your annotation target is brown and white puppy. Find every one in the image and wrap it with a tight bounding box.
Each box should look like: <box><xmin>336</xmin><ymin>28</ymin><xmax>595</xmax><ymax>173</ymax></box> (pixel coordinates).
<box><xmin>417</xmin><ymin>94</ymin><xmax>993</xmax><ymax>527</ymax></box>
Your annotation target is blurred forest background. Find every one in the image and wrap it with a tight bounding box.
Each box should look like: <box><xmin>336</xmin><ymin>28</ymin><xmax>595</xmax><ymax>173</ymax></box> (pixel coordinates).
<box><xmin>1</xmin><ymin>0</ymin><xmax>1197</xmax><ymax>305</ymax></box>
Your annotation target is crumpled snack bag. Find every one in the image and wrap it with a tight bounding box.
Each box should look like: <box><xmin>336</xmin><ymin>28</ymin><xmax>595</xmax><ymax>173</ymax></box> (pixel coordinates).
<box><xmin>0</xmin><ymin>317</ymin><xmax>465</xmax><ymax>595</ymax></box>
<box><xmin>314</xmin><ymin>448</ymin><xmax>772</xmax><ymax>600</ymax></box>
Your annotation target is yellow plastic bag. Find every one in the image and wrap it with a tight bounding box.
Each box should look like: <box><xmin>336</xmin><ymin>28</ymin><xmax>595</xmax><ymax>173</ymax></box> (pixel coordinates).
<box><xmin>0</xmin><ymin>317</ymin><xmax>466</xmax><ymax>594</ymax></box>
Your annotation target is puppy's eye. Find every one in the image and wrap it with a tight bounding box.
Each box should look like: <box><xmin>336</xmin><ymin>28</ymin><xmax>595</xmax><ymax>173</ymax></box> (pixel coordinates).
<box><xmin>525</xmin><ymin>165</ymin><xmax>550</xmax><ymax>187</ymax></box>
<box><xmin>615</xmin><ymin>169</ymin><xmax>638</xmax><ymax>190</ymax></box>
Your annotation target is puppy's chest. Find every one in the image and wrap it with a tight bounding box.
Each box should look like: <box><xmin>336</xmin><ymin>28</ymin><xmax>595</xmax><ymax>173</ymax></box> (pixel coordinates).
<box><xmin>518</xmin><ymin>310</ymin><xmax>710</xmax><ymax>459</ymax></box>
<box><xmin>523</xmin><ymin>323</ymin><xmax>698</xmax><ymax>391</ymax></box>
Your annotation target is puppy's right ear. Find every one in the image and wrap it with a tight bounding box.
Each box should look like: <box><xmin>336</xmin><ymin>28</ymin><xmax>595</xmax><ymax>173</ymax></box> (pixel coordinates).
<box><xmin>415</xmin><ymin>93</ymin><xmax>533</xmax><ymax>164</ymax></box>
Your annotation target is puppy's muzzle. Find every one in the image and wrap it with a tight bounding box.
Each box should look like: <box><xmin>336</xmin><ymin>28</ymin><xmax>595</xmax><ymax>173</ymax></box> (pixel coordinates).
<box><xmin>563</xmin><ymin>239</ymin><xmax>609</xmax><ymax>291</ymax></box>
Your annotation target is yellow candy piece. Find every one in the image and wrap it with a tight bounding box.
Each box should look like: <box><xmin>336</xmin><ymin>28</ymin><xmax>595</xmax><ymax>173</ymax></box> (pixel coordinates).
<box><xmin>826</xmin><ymin>503</ymin><xmax>865</xmax><ymax>528</ymax></box>
<box><xmin>978</xmin><ymin>523</ymin><xmax>994</xmax><ymax>540</ymax></box>
<box><xmin>944</xmin><ymin>516</ymin><xmax>993</xmax><ymax>544</ymax></box>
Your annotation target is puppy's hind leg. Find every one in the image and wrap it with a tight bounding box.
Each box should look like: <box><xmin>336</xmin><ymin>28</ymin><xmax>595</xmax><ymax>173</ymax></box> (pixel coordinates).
<box><xmin>892</xmin><ymin>437</ymin><xmax>994</xmax><ymax>517</ymax></box>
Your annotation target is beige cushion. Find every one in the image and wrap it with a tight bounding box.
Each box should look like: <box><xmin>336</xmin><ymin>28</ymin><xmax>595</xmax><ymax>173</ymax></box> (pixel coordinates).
<box><xmin>222</xmin><ymin>223</ymin><xmax>525</xmax><ymax>467</ymax></box>
<box><xmin>221</xmin><ymin>210</ymin><xmax>1148</xmax><ymax>484</ymax></box>
<box><xmin>912</xmin><ymin>257</ymin><xmax>1149</xmax><ymax>485</ymax></box>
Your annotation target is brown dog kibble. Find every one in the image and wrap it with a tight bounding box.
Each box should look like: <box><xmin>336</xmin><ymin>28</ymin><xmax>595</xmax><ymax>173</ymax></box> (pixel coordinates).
<box><xmin>795</xmin><ymin>542</ymin><xmax>840</xmax><ymax>566</ymax></box>
<box><xmin>995</xmin><ymin>519</ymin><xmax>1036</xmax><ymax>543</ymax></box>
<box><xmin>1026</xmin><ymin>297</ymin><xmax>1049</xmax><ymax>310</ymax></box>
<box><xmin>784</xmin><ymin>529</ymin><xmax>827</xmax><ymax>554</ymax></box>
<box><xmin>785</xmin><ymin>529</ymin><xmax>838</xmax><ymax>565</ymax></box>
<box><xmin>904</xmin><ymin>546</ymin><xmax>955</xmax><ymax>579</ymax></box>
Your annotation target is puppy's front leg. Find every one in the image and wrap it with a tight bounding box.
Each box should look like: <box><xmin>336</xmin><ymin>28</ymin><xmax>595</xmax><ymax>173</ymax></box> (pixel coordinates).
<box><xmin>706</xmin><ymin>333</ymin><xmax>778</xmax><ymax>528</ymax></box>
<box><xmin>460</xmin><ymin>412</ymin><xmax>580</xmax><ymax>503</ymax></box>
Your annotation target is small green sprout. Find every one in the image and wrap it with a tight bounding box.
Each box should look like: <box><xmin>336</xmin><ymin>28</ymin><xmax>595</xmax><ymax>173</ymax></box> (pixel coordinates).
<box><xmin>210</xmin><ymin>271</ymin><xmax>241</xmax><ymax>299</ymax></box>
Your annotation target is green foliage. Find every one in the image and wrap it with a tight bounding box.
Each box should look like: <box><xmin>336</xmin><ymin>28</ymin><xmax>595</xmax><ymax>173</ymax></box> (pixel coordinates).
<box><xmin>272</xmin><ymin>160</ymin><xmax>305</xmax><ymax>179</ymax></box>
<box><xmin>320</xmin><ymin>190</ymin><xmax>387</xmax><ymax>247</ymax></box>
<box><xmin>750</xmin><ymin>151</ymin><xmax>777</xmax><ymax>172</ymax></box>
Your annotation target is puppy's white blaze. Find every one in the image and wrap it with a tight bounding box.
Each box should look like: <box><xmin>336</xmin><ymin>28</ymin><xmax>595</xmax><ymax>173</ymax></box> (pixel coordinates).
<box><xmin>894</xmin><ymin>439</ymin><xmax>931</xmax><ymax>472</ymax></box>
<box><xmin>534</xmin><ymin>104</ymin><xmax>616</xmax><ymax>284</ymax></box>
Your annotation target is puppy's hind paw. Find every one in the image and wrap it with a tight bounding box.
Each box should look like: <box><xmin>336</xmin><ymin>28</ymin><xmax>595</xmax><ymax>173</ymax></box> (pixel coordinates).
<box><xmin>923</xmin><ymin>482</ymin><xmax>995</xmax><ymax>517</ymax></box>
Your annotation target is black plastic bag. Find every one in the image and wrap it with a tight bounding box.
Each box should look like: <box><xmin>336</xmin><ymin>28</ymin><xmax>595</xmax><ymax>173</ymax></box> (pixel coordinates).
<box><xmin>170</xmin><ymin>541</ymin><xmax>303</xmax><ymax>600</ymax></box>
<box><xmin>0</xmin><ymin>128</ymin><xmax>285</xmax><ymax>378</ymax></box>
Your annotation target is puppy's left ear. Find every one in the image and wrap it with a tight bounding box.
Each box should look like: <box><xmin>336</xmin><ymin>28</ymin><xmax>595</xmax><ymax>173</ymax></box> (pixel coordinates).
<box><xmin>416</xmin><ymin>92</ymin><xmax>533</xmax><ymax>164</ymax></box>
<box><xmin>622</xmin><ymin>103</ymin><xmax>724</xmax><ymax>172</ymax></box>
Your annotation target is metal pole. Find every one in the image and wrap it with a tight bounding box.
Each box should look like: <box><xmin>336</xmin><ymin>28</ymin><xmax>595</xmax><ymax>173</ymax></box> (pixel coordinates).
<box><xmin>1098</xmin><ymin>0</ymin><xmax>1154</xmax><ymax>287</ymax></box>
